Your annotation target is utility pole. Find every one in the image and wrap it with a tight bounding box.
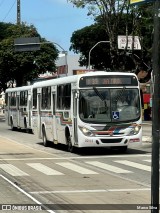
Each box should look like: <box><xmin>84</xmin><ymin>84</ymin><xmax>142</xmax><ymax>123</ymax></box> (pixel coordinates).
<box><xmin>151</xmin><ymin>0</ymin><xmax>160</xmax><ymax>212</ymax></box>
<box><xmin>17</xmin><ymin>0</ymin><xmax>21</xmax><ymax>24</ymax></box>
<box><xmin>88</xmin><ymin>41</ymin><xmax>110</xmax><ymax>70</ymax></box>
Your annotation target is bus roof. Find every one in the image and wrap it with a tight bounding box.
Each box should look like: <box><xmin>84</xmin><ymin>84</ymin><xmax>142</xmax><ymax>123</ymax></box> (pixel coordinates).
<box><xmin>5</xmin><ymin>71</ymin><xmax>138</xmax><ymax>92</ymax></box>
<box><xmin>32</xmin><ymin>71</ymin><xmax>138</xmax><ymax>88</ymax></box>
<box><xmin>5</xmin><ymin>85</ymin><xmax>32</xmax><ymax>93</ymax></box>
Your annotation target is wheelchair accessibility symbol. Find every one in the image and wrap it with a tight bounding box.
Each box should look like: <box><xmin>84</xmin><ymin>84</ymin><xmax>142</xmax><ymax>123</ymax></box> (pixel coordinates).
<box><xmin>112</xmin><ymin>111</ymin><xmax>119</xmax><ymax>120</ymax></box>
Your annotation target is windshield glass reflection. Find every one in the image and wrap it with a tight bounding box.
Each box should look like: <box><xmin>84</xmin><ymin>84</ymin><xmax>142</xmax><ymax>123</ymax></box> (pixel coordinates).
<box><xmin>79</xmin><ymin>88</ymin><xmax>140</xmax><ymax>123</ymax></box>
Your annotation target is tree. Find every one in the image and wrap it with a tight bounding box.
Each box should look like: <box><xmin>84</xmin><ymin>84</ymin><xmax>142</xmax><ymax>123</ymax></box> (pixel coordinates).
<box><xmin>68</xmin><ymin>0</ymin><xmax>154</xmax><ymax>70</ymax></box>
<box><xmin>70</xmin><ymin>23</ymin><xmax>111</xmax><ymax>69</ymax></box>
<box><xmin>0</xmin><ymin>22</ymin><xmax>59</xmax><ymax>91</ymax></box>
<box><xmin>70</xmin><ymin>13</ymin><xmax>153</xmax><ymax>70</ymax></box>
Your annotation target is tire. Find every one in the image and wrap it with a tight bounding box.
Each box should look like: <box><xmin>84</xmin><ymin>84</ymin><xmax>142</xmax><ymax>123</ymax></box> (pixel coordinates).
<box><xmin>67</xmin><ymin>135</ymin><xmax>75</xmax><ymax>153</ymax></box>
<box><xmin>24</xmin><ymin>120</ymin><xmax>29</xmax><ymax>133</ymax></box>
<box><xmin>10</xmin><ymin>118</ymin><xmax>16</xmax><ymax>131</ymax></box>
<box><xmin>67</xmin><ymin>134</ymin><xmax>74</xmax><ymax>153</ymax></box>
<box><xmin>42</xmin><ymin>127</ymin><xmax>49</xmax><ymax>147</ymax></box>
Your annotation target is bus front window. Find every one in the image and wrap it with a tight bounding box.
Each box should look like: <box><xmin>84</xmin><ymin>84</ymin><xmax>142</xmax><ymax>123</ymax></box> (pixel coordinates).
<box><xmin>79</xmin><ymin>89</ymin><xmax>111</xmax><ymax>122</ymax></box>
<box><xmin>79</xmin><ymin>88</ymin><xmax>140</xmax><ymax>123</ymax></box>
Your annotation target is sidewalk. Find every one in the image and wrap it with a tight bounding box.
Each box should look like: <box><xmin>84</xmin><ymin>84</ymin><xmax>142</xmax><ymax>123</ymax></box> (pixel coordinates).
<box><xmin>142</xmin><ymin>135</ymin><xmax>152</xmax><ymax>143</ymax></box>
<box><xmin>142</xmin><ymin>120</ymin><xmax>152</xmax><ymax>143</ymax></box>
<box><xmin>0</xmin><ymin>174</ymin><xmax>50</xmax><ymax>212</ymax></box>
<box><xmin>142</xmin><ymin>120</ymin><xmax>152</xmax><ymax>125</ymax></box>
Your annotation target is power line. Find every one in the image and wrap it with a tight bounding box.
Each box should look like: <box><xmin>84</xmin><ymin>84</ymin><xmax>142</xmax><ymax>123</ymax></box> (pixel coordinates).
<box><xmin>2</xmin><ymin>0</ymin><xmax>16</xmax><ymax>22</ymax></box>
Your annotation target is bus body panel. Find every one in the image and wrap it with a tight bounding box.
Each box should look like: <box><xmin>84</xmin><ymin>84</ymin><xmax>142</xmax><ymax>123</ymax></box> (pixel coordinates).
<box><xmin>76</xmin><ymin>121</ymin><xmax>142</xmax><ymax>148</ymax></box>
<box><xmin>5</xmin><ymin>86</ymin><xmax>32</xmax><ymax>131</ymax></box>
<box><xmin>5</xmin><ymin>71</ymin><xmax>142</xmax><ymax>151</ymax></box>
<box><xmin>30</xmin><ymin>71</ymin><xmax>142</xmax><ymax>150</ymax></box>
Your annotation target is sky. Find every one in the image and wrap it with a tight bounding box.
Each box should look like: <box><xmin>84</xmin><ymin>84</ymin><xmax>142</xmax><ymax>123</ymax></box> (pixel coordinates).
<box><xmin>0</xmin><ymin>0</ymin><xmax>94</xmax><ymax>54</ymax></box>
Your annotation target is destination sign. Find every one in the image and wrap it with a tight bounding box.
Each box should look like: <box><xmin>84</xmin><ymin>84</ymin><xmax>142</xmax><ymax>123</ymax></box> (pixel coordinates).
<box><xmin>79</xmin><ymin>75</ymin><xmax>138</xmax><ymax>87</ymax></box>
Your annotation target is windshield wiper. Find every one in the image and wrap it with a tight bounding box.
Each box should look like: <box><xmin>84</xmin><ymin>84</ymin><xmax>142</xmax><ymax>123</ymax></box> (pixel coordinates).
<box><xmin>93</xmin><ymin>87</ymin><xmax>105</xmax><ymax>101</ymax></box>
<box><xmin>93</xmin><ymin>87</ymin><xmax>108</xmax><ymax>113</ymax></box>
<box><xmin>115</xmin><ymin>87</ymin><xmax>126</xmax><ymax>102</ymax></box>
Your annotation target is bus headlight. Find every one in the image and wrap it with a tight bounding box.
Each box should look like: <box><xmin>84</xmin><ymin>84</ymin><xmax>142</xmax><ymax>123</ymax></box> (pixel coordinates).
<box><xmin>129</xmin><ymin>125</ymin><xmax>141</xmax><ymax>135</ymax></box>
<box><xmin>79</xmin><ymin>126</ymin><xmax>94</xmax><ymax>137</ymax></box>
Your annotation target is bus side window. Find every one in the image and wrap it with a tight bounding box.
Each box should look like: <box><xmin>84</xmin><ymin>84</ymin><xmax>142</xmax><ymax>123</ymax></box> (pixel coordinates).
<box><xmin>57</xmin><ymin>85</ymin><xmax>62</xmax><ymax>109</ymax></box>
<box><xmin>47</xmin><ymin>87</ymin><xmax>51</xmax><ymax>109</ymax></box>
<box><xmin>64</xmin><ymin>84</ymin><xmax>71</xmax><ymax>109</ymax></box>
<box><xmin>41</xmin><ymin>87</ymin><xmax>51</xmax><ymax>110</ymax></box>
<box><xmin>5</xmin><ymin>93</ymin><xmax>8</xmax><ymax>106</ymax></box>
<box><xmin>57</xmin><ymin>84</ymin><xmax>71</xmax><ymax>109</ymax></box>
<box><xmin>10</xmin><ymin>92</ymin><xmax>16</xmax><ymax>106</ymax></box>
<box><xmin>41</xmin><ymin>87</ymin><xmax>45</xmax><ymax>109</ymax></box>
<box><xmin>20</xmin><ymin>91</ymin><xmax>28</xmax><ymax>106</ymax></box>
<box><xmin>32</xmin><ymin>89</ymin><xmax>37</xmax><ymax>109</ymax></box>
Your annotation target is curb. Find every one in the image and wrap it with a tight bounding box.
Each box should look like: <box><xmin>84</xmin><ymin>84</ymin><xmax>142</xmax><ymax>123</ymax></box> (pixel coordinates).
<box><xmin>142</xmin><ymin>122</ymin><xmax>152</xmax><ymax>126</ymax></box>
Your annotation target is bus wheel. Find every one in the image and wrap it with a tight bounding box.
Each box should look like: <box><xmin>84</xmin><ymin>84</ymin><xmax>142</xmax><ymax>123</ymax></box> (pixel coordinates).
<box><xmin>24</xmin><ymin>120</ymin><xmax>29</xmax><ymax>133</ymax></box>
<box><xmin>10</xmin><ymin>118</ymin><xmax>16</xmax><ymax>131</ymax></box>
<box><xmin>67</xmin><ymin>135</ymin><xmax>74</xmax><ymax>153</ymax></box>
<box><xmin>42</xmin><ymin>127</ymin><xmax>49</xmax><ymax>147</ymax></box>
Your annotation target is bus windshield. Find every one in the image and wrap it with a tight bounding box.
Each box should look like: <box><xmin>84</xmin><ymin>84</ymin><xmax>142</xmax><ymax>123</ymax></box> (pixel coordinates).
<box><xmin>79</xmin><ymin>88</ymin><xmax>140</xmax><ymax>123</ymax></box>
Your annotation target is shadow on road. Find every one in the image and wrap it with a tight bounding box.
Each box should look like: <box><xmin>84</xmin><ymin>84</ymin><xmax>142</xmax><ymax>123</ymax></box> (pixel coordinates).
<box><xmin>37</xmin><ymin>141</ymin><xmax>151</xmax><ymax>156</ymax></box>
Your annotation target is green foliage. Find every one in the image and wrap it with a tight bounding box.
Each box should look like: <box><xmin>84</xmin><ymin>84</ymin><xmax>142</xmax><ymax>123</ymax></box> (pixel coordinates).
<box><xmin>70</xmin><ymin>23</ymin><xmax>110</xmax><ymax>69</ymax></box>
<box><xmin>0</xmin><ymin>22</ymin><xmax>59</xmax><ymax>91</ymax></box>
<box><xmin>69</xmin><ymin>0</ymin><xmax>154</xmax><ymax>70</ymax></box>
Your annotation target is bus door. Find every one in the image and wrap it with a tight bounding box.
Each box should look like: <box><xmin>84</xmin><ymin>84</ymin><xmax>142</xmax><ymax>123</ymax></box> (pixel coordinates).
<box><xmin>73</xmin><ymin>91</ymin><xmax>78</xmax><ymax>145</ymax></box>
<box><xmin>7</xmin><ymin>93</ymin><xmax>11</xmax><ymax>126</ymax></box>
<box><xmin>37</xmin><ymin>88</ymin><xmax>42</xmax><ymax>139</ymax></box>
<box><xmin>52</xmin><ymin>90</ymin><xmax>58</xmax><ymax>143</ymax></box>
<box><xmin>28</xmin><ymin>90</ymin><xmax>31</xmax><ymax>128</ymax></box>
<box><xmin>28</xmin><ymin>99</ymin><xmax>31</xmax><ymax>128</ymax></box>
<box><xmin>16</xmin><ymin>92</ymin><xmax>20</xmax><ymax>128</ymax></box>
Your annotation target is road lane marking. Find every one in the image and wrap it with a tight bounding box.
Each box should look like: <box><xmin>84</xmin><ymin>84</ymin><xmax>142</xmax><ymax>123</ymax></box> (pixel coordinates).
<box><xmin>143</xmin><ymin>159</ymin><xmax>151</xmax><ymax>162</ymax></box>
<box><xmin>0</xmin><ymin>174</ymin><xmax>55</xmax><ymax>213</ymax></box>
<box><xmin>115</xmin><ymin>160</ymin><xmax>151</xmax><ymax>172</ymax></box>
<box><xmin>27</xmin><ymin>163</ymin><xmax>64</xmax><ymax>175</ymax></box>
<box><xmin>0</xmin><ymin>154</ymin><xmax>151</xmax><ymax>161</ymax></box>
<box><xmin>56</xmin><ymin>162</ymin><xmax>98</xmax><ymax>174</ymax></box>
<box><xmin>30</xmin><ymin>188</ymin><xmax>150</xmax><ymax>194</ymax></box>
<box><xmin>86</xmin><ymin>161</ymin><xmax>132</xmax><ymax>174</ymax></box>
<box><xmin>0</xmin><ymin>164</ymin><xmax>29</xmax><ymax>176</ymax></box>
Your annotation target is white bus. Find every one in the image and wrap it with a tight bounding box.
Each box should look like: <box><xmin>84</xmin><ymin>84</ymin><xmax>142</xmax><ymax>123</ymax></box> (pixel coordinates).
<box><xmin>31</xmin><ymin>71</ymin><xmax>142</xmax><ymax>152</ymax></box>
<box><xmin>5</xmin><ymin>85</ymin><xmax>32</xmax><ymax>132</ymax></box>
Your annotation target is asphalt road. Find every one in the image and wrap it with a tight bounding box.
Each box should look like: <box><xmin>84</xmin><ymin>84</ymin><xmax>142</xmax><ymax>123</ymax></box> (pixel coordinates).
<box><xmin>0</xmin><ymin>115</ymin><xmax>157</xmax><ymax>213</ymax></box>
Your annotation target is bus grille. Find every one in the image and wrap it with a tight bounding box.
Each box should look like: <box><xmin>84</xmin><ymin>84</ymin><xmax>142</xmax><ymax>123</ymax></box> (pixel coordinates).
<box><xmin>100</xmin><ymin>138</ymin><xmax>122</xmax><ymax>143</ymax></box>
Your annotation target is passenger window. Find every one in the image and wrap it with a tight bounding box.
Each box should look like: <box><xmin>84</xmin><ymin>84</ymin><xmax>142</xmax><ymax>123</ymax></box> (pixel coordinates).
<box><xmin>10</xmin><ymin>92</ymin><xmax>16</xmax><ymax>106</ymax></box>
<box><xmin>41</xmin><ymin>87</ymin><xmax>51</xmax><ymax>109</ymax></box>
<box><xmin>32</xmin><ymin>89</ymin><xmax>37</xmax><ymax>109</ymax></box>
<box><xmin>57</xmin><ymin>84</ymin><xmax>71</xmax><ymax>109</ymax></box>
<box><xmin>20</xmin><ymin>91</ymin><xmax>28</xmax><ymax>106</ymax></box>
